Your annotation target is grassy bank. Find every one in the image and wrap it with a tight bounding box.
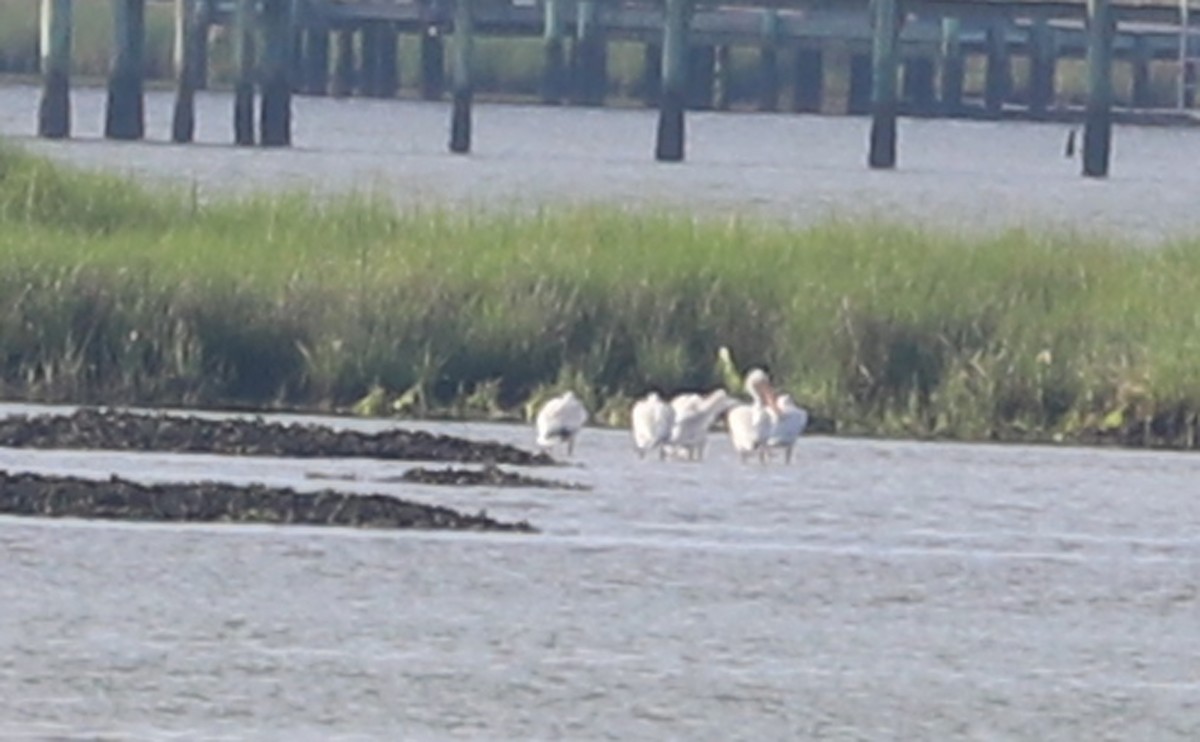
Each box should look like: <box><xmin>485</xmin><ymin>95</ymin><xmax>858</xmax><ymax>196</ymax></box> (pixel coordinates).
<box><xmin>3</xmin><ymin>142</ymin><xmax>1200</xmax><ymax>447</ymax></box>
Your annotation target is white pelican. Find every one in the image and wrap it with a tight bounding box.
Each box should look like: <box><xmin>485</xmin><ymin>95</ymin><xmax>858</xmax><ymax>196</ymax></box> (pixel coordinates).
<box><xmin>535</xmin><ymin>391</ymin><xmax>589</xmax><ymax>457</ymax></box>
<box><xmin>727</xmin><ymin>368</ymin><xmax>778</xmax><ymax>463</ymax></box>
<box><xmin>630</xmin><ymin>392</ymin><xmax>675</xmax><ymax>459</ymax></box>
<box><xmin>767</xmin><ymin>393</ymin><xmax>808</xmax><ymax>463</ymax></box>
<box><xmin>667</xmin><ymin>388</ymin><xmax>733</xmax><ymax>461</ymax></box>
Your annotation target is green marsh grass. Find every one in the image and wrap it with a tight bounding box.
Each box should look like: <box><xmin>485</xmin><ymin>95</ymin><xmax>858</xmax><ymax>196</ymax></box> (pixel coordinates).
<box><xmin>3</xmin><ymin>143</ymin><xmax>1200</xmax><ymax>446</ymax></box>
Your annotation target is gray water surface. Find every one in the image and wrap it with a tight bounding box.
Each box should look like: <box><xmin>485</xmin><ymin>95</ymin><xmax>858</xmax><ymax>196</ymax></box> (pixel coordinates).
<box><xmin>0</xmin><ymin>402</ymin><xmax>1198</xmax><ymax>740</ymax></box>
<box><xmin>5</xmin><ymin>84</ymin><xmax>1200</xmax><ymax>241</ymax></box>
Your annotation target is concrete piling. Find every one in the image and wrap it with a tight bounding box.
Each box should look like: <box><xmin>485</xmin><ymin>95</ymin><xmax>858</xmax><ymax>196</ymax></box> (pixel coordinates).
<box><xmin>655</xmin><ymin>0</ymin><xmax>688</xmax><ymax>162</ymax></box>
<box><xmin>541</xmin><ymin>0</ymin><xmax>567</xmax><ymax>103</ymax></box>
<box><xmin>105</xmin><ymin>0</ymin><xmax>146</xmax><ymax>140</ymax></box>
<box><xmin>38</xmin><ymin>0</ymin><xmax>72</xmax><ymax>140</ymax></box>
<box><xmin>1083</xmin><ymin>0</ymin><xmax>1114</xmax><ymax>177</ymax></box>
<box><xmin>758</xmin><ymin>10</ymin><xmax>780</xmax><ymax>112</ymax></box>
<box><xmin>331</xmin><ymin>27</ymin><xmax>356</xmax><ymax>98</ymax></box>
<box><xmin>868</xmin><ymin>0</ymin><xmax>899</xmax><ymax>168</ymax></box>
<box><xmin>171</xmin><ymin>0</ymin><xmax>206</xmax><ymax>143</ymax></box>
<box><xmin>449</xmin><ymin>0</ymin><xmax>474</xmax><ymax>153</ymax></box>
<box><xmin>233</xmin><ymin>0</ymin><xmax>256</xmax><ymax>146</ymax></box>
<box><xmin>793</xmin><ymin>47</ymin><xmax>823</xmax><ymax>113</ymax></box>
<box><xmin>939</xmin><ymin>18</ymin><xmax>964</xmax><ymax>115</ymax></box>
<box><xmin>259</xmin><ymin>0</ymin><xmax>294</xmax><ymax>147</ymax></box>
<box><xmin>1028</xmin><ymin>19</ymin><xmax>1056</xmax><ymax>117</ymax></box>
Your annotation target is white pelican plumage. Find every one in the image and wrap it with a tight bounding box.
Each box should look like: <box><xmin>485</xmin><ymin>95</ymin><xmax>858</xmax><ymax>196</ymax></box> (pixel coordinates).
<box><xmin>767</xmin><ymin>393</ymin><xmax>808</xmax><ymax>463</ymax></box>
<box><xmin>667</xmin><ymin>388</ymin><xmax>733</xmax><ymax>461</ymax></box>
<box><xmin>727</xmin><ymin>368</ymin><xmax>778</xmax><ymax>463</ymax></box>
<box><xmin>535</xmin><ymin>391</ymin><xmax>589</xmax><ymax>456</ymax></box>
<box><xmin>630</xmin><ymin>392</ymin><xmax>675</xmax><ymax>459</ymax></box>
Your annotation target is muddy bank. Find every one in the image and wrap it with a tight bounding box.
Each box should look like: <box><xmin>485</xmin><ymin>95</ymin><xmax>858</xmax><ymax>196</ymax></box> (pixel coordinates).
<box><xmin>0</xmin><ymin>470</ymin><xmax>536</xmax><ymax>532</ymax></box>
<box><xmin>0</xmin><ymin>408</ymin><xmax>552</xmax><ymax>465</ymax></box>
<box><xmin>307</xmin><ymin>464</ymin><xmax>589</xmax><ymax>490</ymax></box>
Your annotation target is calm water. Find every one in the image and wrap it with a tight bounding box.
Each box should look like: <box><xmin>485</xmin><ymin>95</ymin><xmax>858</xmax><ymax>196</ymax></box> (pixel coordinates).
<box><xmin>0</xmin><ymin>402</ymin><xmax>1198</xmax><ymax>739</ymax></box>
<box><xmin>5</xmin><ymin>83</ymin><xmax>1200</xmax><ymax>241</ymax></box>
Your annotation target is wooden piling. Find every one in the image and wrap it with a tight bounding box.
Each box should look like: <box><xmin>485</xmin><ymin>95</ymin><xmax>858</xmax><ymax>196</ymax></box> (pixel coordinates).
<box><xmin>541</xmin><ymin>0</ymin><xmax>567</xmax><ymax>103</ymax></box>
<box><xmin>105</xmin><ymin>0</ymin><xmax>146</xmax><ymax>141</ymax></box>
<box><xmin>1028</xmin><ymin>19</ymin><xmax>1055</xmax><ymax>117</ymax></box>
<box><xmin>233</xmin><ymin>0</ymin><xmax>256</xmax><ymax>146</ymax></box>
<box><xmin>793</xmin><ymin>47</ymin><xmax>823</xmax><ymax>113</ymax></box>
<box><xmin>259</xmin><ymin>0</ymin><xmax>293</xmax><ymax>147</ymax></box>
<box><xmin>1083</xmin><ymin>0</ymin><xmax>1114</xmax><ymax>178</ymax></box>
<box><xmin>420</xmin><ymin>24</ymin><xmax>446</xmax><ymax>100</ymax></box>
<box><xmin>331</xmin><ymin>27</ymin><xmax>356</xmax><ymax>98</ymax></box>
<box><xmin>655</xmin><ymin>0</ymin><xmax>688</xmax><ymax>162</ymax></box>
<box><xmin>868</xmin><ymin>0</ymin><xmax>899</xmax><ymax>168</ymax></box>
<box><xmin>171</xmin><ymin>0</ymin><xmax>205</xmax><ymax>143</ymax></box>
<box><xmin>38</xmin><ymin>0</ymin><xmax>71</xmax><ymax>140</ymax></box>
<box><xmin>304</xmin><ymin>25</ymin><xmax>330</xmax><ymax>96</ymax></box>
<box><xmin>939</xmin><ymin>18</ymin><xmax>964</xmax><ymax>115</ymax></box>
<box><xmin>640</xmin><ymin>42</ymin><xmax>662</xmax><ymax>106</ymax></box>
<box><xmin>449</xmin><ymin>0</ymin><xmax>474</xmax><ymax>154</ymax></box>
<box><xmin>758</xmin><ymin>10</ymin><xmax>780</xmax><ymax>112</ymax></box>
<box><xmin>573</xmin><ymin>0</ymin><xmax>606</xmax><ymax>106</ymax></box>
<box><xmin>984</xmin><ymin>21</ymin><xmax>1010</xmax><ymax>117</ymax></box>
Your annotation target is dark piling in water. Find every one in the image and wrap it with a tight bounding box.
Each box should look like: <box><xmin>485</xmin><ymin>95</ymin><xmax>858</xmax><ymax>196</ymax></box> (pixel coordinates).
<box><xmin>378</xmin><ymin>23</ymin><xmax>399</xmax><ymax>98</ymax></box>
<box><xmin>847</xmin><ymin>53</ymin><xmax>871</xmax><ymax>115</ymax></box>
<box><xmin>259</xmin><ymin>0</ymin><xmax>294</xmax><ymax>147</ymax></box>
<box><xmin>639</xmin><ymin>42</ymin><xmax>661</xmax><ymax>106</ymax></box>
<box><xmin>868</xmin><ymin>0</ymin><xmax>899</xmax><ymax>169</ymax></box>
<box><xmin>233</xmin><ymin>0</ymin><xmax>256</xmax><ymax>145</ymax></box>
<box><xmin>655</xmin><ymin>0</ymin><xmax>688</xmax><ymax>162</ymax></box>
<box><xmin>449</xmin><ymin>0</ymin><xmax>474</xmax><ymax>154</ymax></box>
<box><xmin>1083</xmin><ymin>0</ymin><xmax>1114</xmax><ymax>178</ymax></box>
<box><xmin>171</xmin><ymin>0</ymin><xmax>207</xmax><ymax>143</ymax></box>
<box><xmin>37</xmin><ymin>0</ymin><xmax>72</xmax><ymax>140</ymax></box>
<box><xmin>686</xmin><ymin>45</ymin><xmax>715</xmax><ymax>110</ymax></box>
<box><xmin>713</xmin><ymin>45</ymin><xmax>733</xmax><ymax>111</ymax></box>
<box><xmin>105</xmin><ymin>0</ymin><xmax>146</xmax><ymax>141</ymax></box>
<box><xmin>903</xmin><ymin>56</ymin><xmax>936</xmax><ymax>114</ymax></box>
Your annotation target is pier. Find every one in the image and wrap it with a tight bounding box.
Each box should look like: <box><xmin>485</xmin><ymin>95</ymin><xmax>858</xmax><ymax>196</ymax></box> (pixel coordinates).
<box><xmin>25</xmin><ymin>0</ymin><xmax>1200</xmax><ymax>177</ymax></box>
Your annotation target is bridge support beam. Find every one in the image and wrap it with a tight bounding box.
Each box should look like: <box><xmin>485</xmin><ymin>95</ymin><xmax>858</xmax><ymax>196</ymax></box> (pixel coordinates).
<box><xmin>758</xmin><ymin>10</ymin><xmax>780</xmax><ymax>111</ymax></box>
<box><xmin>233</xmin><ymin>0</ymin><xmax>255</xmax><ymax>145</ymax></box>
<box><xmin>868</xmin><ymin>0</ymin><xmax>899</xmax><ymax>169</ymax></box>
<box><xmin>38</xmin><ymin>0</ymin><xmax>72</xmax><ymax>139</ymax></box>
<box><xmin>260</xmin><ymin>0</ymin><xmax>293</xmax><ymax>146</ymax></box>
<box><xmin>1083</xmin><ymin>0</ymin><xmax>1114</xmax><ymax>177</ymax></box>
<box><xmin>939</xmin><ymin>18</ymin><xmax>964</xmax><ymax>115</ymax></box>
<box><xmin>421</xmin><ymin>24</ymin><xmax>446</xmax><ymax>100</ymax></box>
<box><xmin>1028</xmin><ymin>19</ymin><xmax>1055</xmax><ymax>118</ymax></box>
<box><xmin>172</xmin><ymin>0</ymin><xmax>207</xmax><ymax>143</ymax></box>
<box><xmin>984</xmin><ymin>21</ymin><xmax>1011</xmax><ymax>117</ymax></box>
<box><xmin>572</xmin><ymin>0</ymin><xmax>606</xmax><ymax>105</ymax></box>
<box><xmin>541</xmin><ymin>0</ymin><xmax>567</xmax><ymax>103</ymax></box>
<box><xmin>106</xmin><ymin>0</ymin><xmax>145</xmax><ymax>140</ymax></box>
<box><xmin>450</xmin><ymin>0</ymin><xmax>474</xmax><ymax>153</ymax></box>
<box><xmin>331</xmin><ymin>27</ymin><xmax>355</xmax><ymax>98</ymax></box>
<box><xmin>655</xmin><ymin>0</ymin><xmax>688</xmax><ymax>162</ymax></box>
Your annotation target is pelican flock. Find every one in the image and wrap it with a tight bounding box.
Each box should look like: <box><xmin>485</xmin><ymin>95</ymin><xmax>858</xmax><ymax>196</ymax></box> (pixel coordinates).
<box><xmin>532</xmin><ymin>362</ymin><xmax>809</xmax><ymax>463</ymax></box>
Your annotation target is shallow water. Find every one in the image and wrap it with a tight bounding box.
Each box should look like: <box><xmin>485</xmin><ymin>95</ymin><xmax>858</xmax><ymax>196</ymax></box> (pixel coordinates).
<box><xmin>5</xmin><ymin>83</ymin><xmax>1200</xmax><ymax>241</ymax></box>
<box><xmin>0</xmin><ymin>402</ymin><xmax>1198</xmax><ymax>739</ymax></box>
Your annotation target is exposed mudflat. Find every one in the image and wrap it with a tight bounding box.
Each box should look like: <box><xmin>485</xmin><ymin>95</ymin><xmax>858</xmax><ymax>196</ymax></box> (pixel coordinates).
<box><xmin>0</xmin><ymin>407</ymin><xmax>552</xmax><ymax>465</ymax></box>
<box><xmin>305</xmin><ymin>464</ymin><xmax>588</xmax><ymax>490</ymax></box>
<box><xmin>0</xmin><ymin>469</ymin><xmax>535</xmax><ymax>532</ymax></box>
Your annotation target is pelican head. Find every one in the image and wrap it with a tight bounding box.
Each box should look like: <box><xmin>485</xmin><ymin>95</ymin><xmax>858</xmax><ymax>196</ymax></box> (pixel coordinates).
<box><xmin>744</xmin><ymin>368</ymin><xmax>777</xmax><ymax>410</ymax></box>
